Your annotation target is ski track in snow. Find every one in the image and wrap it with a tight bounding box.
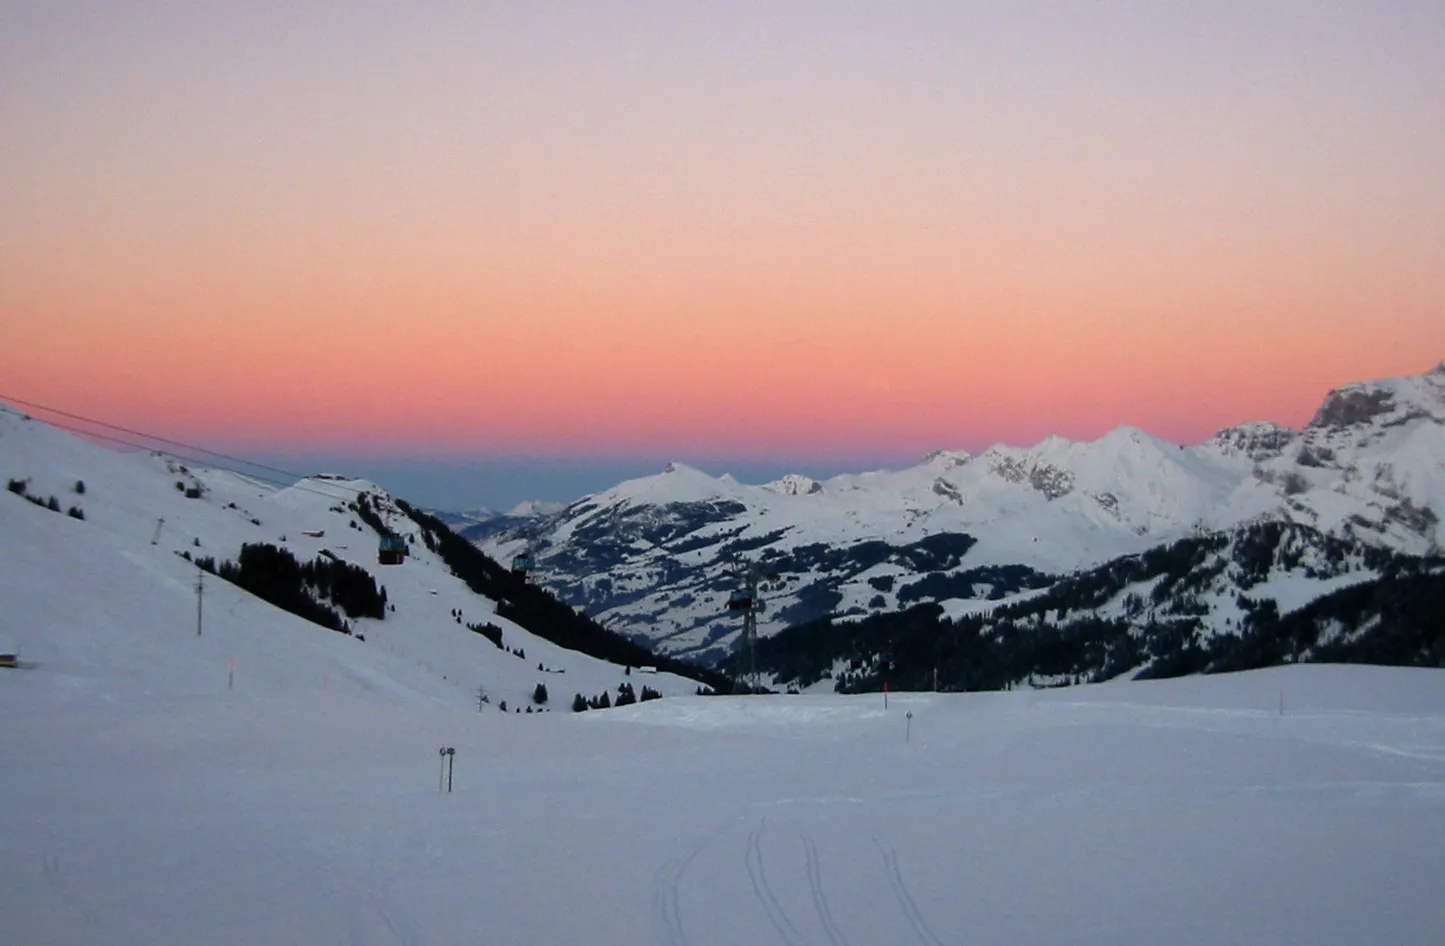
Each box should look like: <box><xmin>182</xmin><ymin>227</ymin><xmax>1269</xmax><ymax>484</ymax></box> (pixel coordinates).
<box><xmin>373</xmin><ymin>896</ymin><xmax>420</xmax><ymax>946</ymax></box>
<box><xmin>872</xmin><ymin>837</ymin><xmax>945</xmax><ymax>946</ymax></box>
<box><xmin>802</xmin><ymin>832</ymin><xmax>850</xmax><ymax>946</ymax></box>
<box><xmin>340</xmin><ymin>882</ymin><xmax>423</xmax><ymax>946</ymax></box>
<box><xmin>653</xmin><ymin>821</ymin><xmax>729</xmax><ymax>946</ymax></box>
<box><xmin>745</xmin><ymin>820</ymin><xmax>807</xmax><ymax>946</ymax></box>
<box><xmin>41</xmin><ymin>853</ymin><xmax>103</xmax><ymax>930</ymax></box>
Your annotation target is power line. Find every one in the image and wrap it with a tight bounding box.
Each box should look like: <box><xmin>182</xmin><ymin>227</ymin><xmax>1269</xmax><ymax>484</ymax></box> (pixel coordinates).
<box><xmin>0</xmin><ymin>392</ymin><xmax>314</xmax><ymax>482</ymax></box>
<box><xmin>21</xmin><ymin>413</ymin><xmax>321</xmax><ymax>497</ymax></box>
<box><xmin>0</xmin><ymin>393</ymin><xmax>381</xmax><ymax>504</ymax></box>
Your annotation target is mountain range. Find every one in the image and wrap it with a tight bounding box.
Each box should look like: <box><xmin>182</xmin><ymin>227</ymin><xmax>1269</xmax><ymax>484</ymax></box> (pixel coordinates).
<box><xmin>471</xmin><ymin>363</ymin><xmax>1445</xmax><ymax>668</ymax></box>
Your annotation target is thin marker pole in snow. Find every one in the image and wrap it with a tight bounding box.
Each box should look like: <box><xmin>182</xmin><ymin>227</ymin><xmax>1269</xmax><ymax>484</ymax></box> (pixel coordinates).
<box><xmin>228</xmin><ymin>658</ymin><xmax>235</xmax><ymax>690</ymax></box>
<box><xmin>438</xmin><ymin>747</ymin><xmax>456</xmax><ymax>792</ymax></box>
<box><xmin>195</xmin><ymin>566</ymin><xmax>204</xmax><ymax>636</ymax></box>
<box><xmin>883</xmin><ymin>682</ymin><xmax>889</xmax><ymax>710</ymax></box>
<box><xmin>1279</xmin><ymin>688</ymin><xmax>1284</xmax><ymax>716</ymax></box>
<box><xmin>906</xmin><ymin>711</ymin><xmax>913</xmax><ymax>743</ymax></box>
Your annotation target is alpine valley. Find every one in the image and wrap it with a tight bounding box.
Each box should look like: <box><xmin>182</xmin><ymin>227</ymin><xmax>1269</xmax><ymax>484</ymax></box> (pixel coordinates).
<box><xmin>471</xmin><ymin>363</ymin><xmax>1445</xmax><ymax>686</ymax></box>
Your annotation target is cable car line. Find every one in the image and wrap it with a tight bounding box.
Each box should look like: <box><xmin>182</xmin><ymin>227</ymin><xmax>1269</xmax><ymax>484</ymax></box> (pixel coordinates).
<box><xmin>0</xmin><ymin>392</ymin><xmax>320</xmax><ymax>485</ymax></box>
<box><xmin>16</xmin><ymin>414</ymin><xmax>373</xmax><ymax>505</ymax></box>
<box><xmin>3</xmin><ymin>395</ymin><xmax>428</xmax><ymax>565</ymax></box>
<box><xmin>0</xmin><ymin>393</ymin><xmax>386</xmax><ymax>504</ymax></box>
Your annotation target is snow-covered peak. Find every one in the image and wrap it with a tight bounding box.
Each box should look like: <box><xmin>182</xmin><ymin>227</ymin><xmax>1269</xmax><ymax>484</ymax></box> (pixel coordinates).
<box><xmin>507</xmin><ymin>499</ymin><xmax>564</xmax><ymax>517</ymax></box>
<box><xmin>921</xmin><ymin>449</ymin><xmax>972</xmax><ymax>470</ymax></box>
<box><xmin>970</xmin><ymin>426</ymin><xmax>1201</xmax><ymax>503</ymax></box>
<box><xmin>594</xmin><ymin>461</ymin><xmax>745</xmax><ymax>508</ymax></box>
<box><xmin>762</xmin><ymin>474</ymin><xmax>824</xmax><ymax>496</ymax></box>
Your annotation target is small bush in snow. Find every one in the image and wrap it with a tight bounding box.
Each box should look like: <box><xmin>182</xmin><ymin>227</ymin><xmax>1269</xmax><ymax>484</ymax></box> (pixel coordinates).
<box><xmin>73</xmin><ymin>479</ymin><xmax>86</xmax><ymax>494</ymax></box>
<box><xmin>67</xmin><ymin>506</ymin><xmax>84</xmax><ymax>520</ymax></box>
<box><xmin>6</xmin><ymin>477</ymin><xmax>26</xmax><ymax>495</ymax></box>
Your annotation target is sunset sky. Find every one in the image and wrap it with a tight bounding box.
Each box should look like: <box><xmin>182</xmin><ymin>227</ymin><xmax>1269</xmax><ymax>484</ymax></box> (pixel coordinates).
<box><xmin>2</xmin><ymin>2</ymin><xmax>1443</xmax><ymax>508</ymax></box>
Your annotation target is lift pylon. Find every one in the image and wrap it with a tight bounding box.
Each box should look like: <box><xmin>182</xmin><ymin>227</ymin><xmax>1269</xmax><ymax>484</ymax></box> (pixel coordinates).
<box><xmin>723</xmin><ymin>557</ymin><xmax>778</xmax><ymax>692</ymax></box>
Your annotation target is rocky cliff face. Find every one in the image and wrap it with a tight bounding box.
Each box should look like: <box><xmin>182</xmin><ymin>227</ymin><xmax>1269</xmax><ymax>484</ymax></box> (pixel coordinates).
<box><xmin>1211</xmin><ymin>422</ymin><xmax>1296</xmax><ymax>460</ymax></box>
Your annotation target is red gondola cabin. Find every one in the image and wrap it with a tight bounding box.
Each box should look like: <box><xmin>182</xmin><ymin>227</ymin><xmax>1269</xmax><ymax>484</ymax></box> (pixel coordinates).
<box><xmin>378</xmin><ymin>534</ymin><xmax>407</xmax><ymax>565</ymax></box>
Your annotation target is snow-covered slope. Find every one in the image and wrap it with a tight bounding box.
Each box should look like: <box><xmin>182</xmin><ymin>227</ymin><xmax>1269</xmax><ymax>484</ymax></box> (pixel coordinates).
<box><xmin>3</xmin><ymin>659</ymin><xmax>1443</xmax><ymax>945</ymax></box>
<box><xmin>0</xmin><ymin>405</ymin><xmax>700</xmax><ymax>711</ymax></box>
<box><xmin>475</xmin><ymin>363</ymin><xmax>1445</xmax><ymax>661</ymax></box>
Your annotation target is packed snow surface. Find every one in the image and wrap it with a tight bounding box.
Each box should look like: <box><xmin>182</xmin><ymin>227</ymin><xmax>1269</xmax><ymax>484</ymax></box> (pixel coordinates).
<box><xmin>4</xmin><ymin>656</ymin><xmax>1443</xmax><ymax>943</ymax></box>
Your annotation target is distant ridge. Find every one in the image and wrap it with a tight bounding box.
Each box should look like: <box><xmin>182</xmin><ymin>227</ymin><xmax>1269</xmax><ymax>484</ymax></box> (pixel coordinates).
<box><xmin>472</xmin><ymin>362</ymin><xmax>1445</xmax><ymax>666</ymax></box>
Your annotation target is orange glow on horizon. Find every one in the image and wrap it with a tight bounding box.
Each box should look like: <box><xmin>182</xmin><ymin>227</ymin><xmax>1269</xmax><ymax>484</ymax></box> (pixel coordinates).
<box><xmin>2</xmin><ymin>5</ymin><xmax>1442</xmax><ymax>463</ymax></box>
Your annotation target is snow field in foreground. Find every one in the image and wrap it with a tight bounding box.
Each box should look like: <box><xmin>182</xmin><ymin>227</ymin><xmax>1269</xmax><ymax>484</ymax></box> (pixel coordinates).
<box><xmin>3</xmin><ymin>664</ymin><xmax>1443</xmax><ymax>946</ymax></box>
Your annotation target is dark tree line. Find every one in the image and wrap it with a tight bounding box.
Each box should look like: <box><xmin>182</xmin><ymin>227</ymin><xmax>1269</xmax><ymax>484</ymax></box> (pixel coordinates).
<box><xmin>352</xmin><ymin>492</ymin><xmax>391</xmax><ymax>538</ymax></box>
<box><xmin>211</xmin><ymin>542</ymin><xmax>386</xmax><ymax>635</ymax></box>
<box><xmin>740</xmin><ymin>523</ymin><xmax>1444</xmax><ymax>693</ymax></box>
<box><xmin>570</xmin><ymin>682</ymin><xmax>662</xmax><ymax>712</ymax></box>
<box><xmin>298</xmin><ymin>552</ymin><xmax>387</xmax><ymax>619</ymax></box>
<box><xmin>1207</xmin><ymin>571</ymin><xmax>1445</xmax><ymax>672</ymax></box>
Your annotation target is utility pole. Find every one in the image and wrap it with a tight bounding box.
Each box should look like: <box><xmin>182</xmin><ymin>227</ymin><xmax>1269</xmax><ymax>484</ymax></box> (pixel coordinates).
<box><xmin>745</xmin><ymin>588</ymin><xmax>757</xmax><ymax>688</ymax></box>
<box><xmin>195</xmin><ymin>564</ymin><xmax>204</xmax><ymax>636</ymax></box>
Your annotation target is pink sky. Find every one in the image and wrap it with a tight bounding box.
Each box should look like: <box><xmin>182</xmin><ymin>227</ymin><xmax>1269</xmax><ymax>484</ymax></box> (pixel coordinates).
<box><xmin>3</xmin><ymin>2</ymin><xmax>1442</xmax><ymax>469</ymax></box>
